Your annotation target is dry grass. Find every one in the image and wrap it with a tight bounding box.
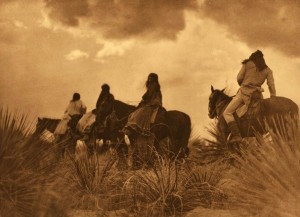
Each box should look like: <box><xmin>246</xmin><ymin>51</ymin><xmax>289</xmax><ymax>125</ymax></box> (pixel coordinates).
<box><xmin>226</xmin><ymin>116</ymin><xmax>300</xmax><ymax>217</ymax></box>
<box><xmin>0</xmin><ymin>108</ymin><xmax>72</xmax><ymax>217</ymax></box>
<box><xmin>123</xmin><ymin>154</ymin><xmax>226</xmax><ymax>217</ymax></box>
<box><xmin>67</xmin><ymin>152</ymin><xmax>128</xmax><ymax>211</ymax></box>
<box><xmin>2</xmin><ymin>107</ymin><xmax>298</xmax><ymax>217</ymax></box>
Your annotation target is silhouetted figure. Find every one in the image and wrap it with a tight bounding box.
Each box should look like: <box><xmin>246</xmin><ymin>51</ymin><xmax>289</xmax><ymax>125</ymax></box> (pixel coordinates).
<box><xmin>95</xmin><ymin>84</ymin><xmax>115</xmax><ymax>129</ymax></box>
<box><xmin>123</xmin><ymin>73</ymin><xmax>163</xmax><ymax>136</ymax></box>
<box><xmin>223</xmin><ymin>50</ymin><xmax>276</xmax><ymax>143</ymax></box>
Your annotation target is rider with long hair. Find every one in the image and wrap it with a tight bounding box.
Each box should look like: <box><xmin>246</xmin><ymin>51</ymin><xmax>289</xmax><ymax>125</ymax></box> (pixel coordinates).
<box><xmin>95</xmin><ymin>84</ymin><xmax>115</xmax><ymax>129</ymax></box>
<box><xmin>123</xmin><ymin>73</ymin><xmax>162</xmax><ymax>136</ymax></box>
<box><xmin>223</xmin><ymin>50</ymin><xmax>276</xmax><ymax>142</ymax></box>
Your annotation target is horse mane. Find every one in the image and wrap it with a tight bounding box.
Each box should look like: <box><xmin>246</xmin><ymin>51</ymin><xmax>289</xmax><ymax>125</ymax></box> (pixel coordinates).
<box><xmin>214</xmin><ymin>89</ymin><xmax>232</xmax><ymax>102</ymax></box>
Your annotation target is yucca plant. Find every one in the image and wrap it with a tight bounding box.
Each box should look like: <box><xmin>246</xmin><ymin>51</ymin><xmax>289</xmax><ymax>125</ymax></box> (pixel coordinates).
<box><xmin>181</xmin><ymin>162</ymin><xmax>228</xmax><ymax>212</ymax></box>
<box><xmin>124</xmin><ymin>153</ymin><xmax>227</xmax><ymax>217</ymax></box>
<box><xmin>67</xmin><ymin>152</ymin><xmax>127</xmax><ymax>211</ymax></box>
<box><xmin>226</xmin><ymin>115</ymin><xmax>300</xmax><ymax>217</ymax></box>
<box><xmin>189</xmin><ymin>121</ymin><xmax>231</xmax><ymax>166</ymax></box>
<box><xmin>0</xmin><ymin>108</ymin><xmax>72</xmax><ymax>217</ymax></box>
<box><xmin>124</xmin><ymin>155</ymin><xmax>182</xmax><ymax>217</ymax></box>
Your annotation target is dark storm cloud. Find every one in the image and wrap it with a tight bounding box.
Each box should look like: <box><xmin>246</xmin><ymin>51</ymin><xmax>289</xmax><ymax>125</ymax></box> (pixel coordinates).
<box><xmin>0</xmin><ymin>0</ymin><xmax>15</xmax><ymax>5</ymax></box>
<box><xmin>44</xmin><ymin>0</ymin><xmax>198</xmax><ymax>40</ymax></box>
<box><xmin>200</xmin><ymin>0</ymin><xmax>300</xmax><ymax>57</ymax></box>
<box><xmin>45</xmin><ymin>0</ymin><xmax>90</xmax><ymax>26</ymax></box>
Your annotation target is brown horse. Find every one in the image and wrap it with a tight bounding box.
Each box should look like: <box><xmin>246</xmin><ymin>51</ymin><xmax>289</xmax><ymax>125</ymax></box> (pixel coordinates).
<box><xmin>208</xmin><ymin>86</ymin><xmax>299</xmax><ymax>140</ymax></box>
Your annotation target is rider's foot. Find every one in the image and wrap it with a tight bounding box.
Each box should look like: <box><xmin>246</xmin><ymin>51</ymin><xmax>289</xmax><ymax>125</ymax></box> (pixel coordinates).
<box><xmin>227</xmin><ymin>121</ymin><xmax>242</xmax><ymax>143</ymax></box>
<box><xmin>229</xmin><ymin>133</ymin><xmax>243</xmax><ymax>143</ymax></box>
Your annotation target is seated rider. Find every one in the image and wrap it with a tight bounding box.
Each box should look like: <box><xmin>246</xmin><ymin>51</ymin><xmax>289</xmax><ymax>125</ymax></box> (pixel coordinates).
<box><xmin>123</xmin><ymin>73</ymin><xmax>163</xmax><ymax>136</ymax></box>
<box><xmin>95</xmin><ymin>84</ymin><xmax>115</xmax><ymax>130</ymax></box>
<box><xmin>223</xmin><ymin>50</ymin><xmax>276</xmax><ymax>143</ymax></box>
<box><xmin>65</xmin><ymin>93</ymin><xmax>87</xmax><ymax>133</ymax></box>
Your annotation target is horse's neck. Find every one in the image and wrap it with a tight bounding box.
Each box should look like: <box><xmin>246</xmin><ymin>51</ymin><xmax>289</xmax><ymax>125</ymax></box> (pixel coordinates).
<box><xmin>216</xmin><ymin>95</ymin><xmax>232</xmax><ymax>116</ymax></box>
<box><xmin>114</xmin><ymin>101</ymin><xmax>136</xmax><ymax>119</ymax></box>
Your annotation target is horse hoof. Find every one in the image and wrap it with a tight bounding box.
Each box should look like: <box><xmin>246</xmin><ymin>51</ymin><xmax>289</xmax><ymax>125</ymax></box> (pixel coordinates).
<box><xmin>124</xmin><ymin>135</ymin><xmax>131</xmax><ymax>145</ymax></box>
<box><xmin>96</xmin><ymin>139</ymin><xmax>104</xmax><ymax>147</ymax></box>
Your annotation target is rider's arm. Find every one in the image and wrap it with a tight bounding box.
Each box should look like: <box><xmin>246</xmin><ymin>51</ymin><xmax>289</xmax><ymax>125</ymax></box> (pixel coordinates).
<box><xmin>237</xmin><ymin>64</ymin><xmax>246</xmax><ymax>86</ymax></box>
<box><xmin>266</xmin><ymin>69</ymin><xmax>276</xmax><ymax>97</ymax></box>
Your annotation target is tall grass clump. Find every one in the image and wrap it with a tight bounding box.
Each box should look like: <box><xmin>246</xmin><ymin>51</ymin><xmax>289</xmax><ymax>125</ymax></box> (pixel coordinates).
<box><xmin>189</xmin><ymin>121</ymin><xmax>232</xmax><ymax>166</ymax></box>
<box><xmin>67</xmin><ymin>152</ymin><xmax>129</xmax><ymax>212</ymax></box>
<box><xmin>124</xmin><ymin>153</ymin><xmax>226</xmax><ymax>217</ymax></box>
<box><xmin>0</xmin><ymin>108</ymin><xmax>72</xmax><ymax>217</ymax></box>
<box><xmin>227</xmin><ymin>115</ymin><xmax>300</xmax><ymax>217</ymax></box>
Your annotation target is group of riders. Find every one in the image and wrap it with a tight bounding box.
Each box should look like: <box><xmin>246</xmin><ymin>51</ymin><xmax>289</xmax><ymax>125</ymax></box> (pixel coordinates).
<box><xmin>54</xmin><ymin>49</ymin><xmax>277</xmax><ymax>146</ymax></box>
<box><xmin>54</xmin><ymin>73</ymin><xmax>164</xmax><ymax>145</ymax></box>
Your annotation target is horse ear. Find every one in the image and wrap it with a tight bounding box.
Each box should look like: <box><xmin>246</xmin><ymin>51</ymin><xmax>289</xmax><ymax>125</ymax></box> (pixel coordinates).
<box><xmin>221</xmin><ymin>88</ymin><xmax>225</xmax><ymax>92</ymax></box>
<box><xmin>38</xmin><ymin>117</ymin><xmax>41</xmax><ymax>121</ymax></box>
<box><xmin>211</xmin><ymin>85</ymin><xmax>214</xmax><ymax>92</ymax></box>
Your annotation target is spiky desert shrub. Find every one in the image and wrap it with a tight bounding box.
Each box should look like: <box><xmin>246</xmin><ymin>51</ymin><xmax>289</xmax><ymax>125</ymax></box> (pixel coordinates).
<box><xmin>67</xmin><ymin>152</ymin><xmax>129</xmax><ymax>212</ymax></box>
<box><xmin>124</xmin><ymin>154</ymin><xmax>226</xmax><ymax>217</ymax></box>
<box><xmin>0</xmin><ymin>108</ymin><xmax>72</xmax><ymax>217</ymax></box>
<box><xmin>189</xmin><ymin>121</ymin><xmax>232</xmax><ymax>166</ymax></box>
<box><xmin>227</xmin><ymin>116</ymin><xmax>300</xmax><ymax>217</ymax></box>
<box><xmin>181</xmin><ymin>162</ymin><xmax>228</xmax><ymax>211</ymax></box>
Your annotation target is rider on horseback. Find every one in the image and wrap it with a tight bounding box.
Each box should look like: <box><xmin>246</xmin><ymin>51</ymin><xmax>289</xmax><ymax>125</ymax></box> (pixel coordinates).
<box><xmin>123</xmin><ymin>73</ymin><xmax>164</xmax><ymax>137</ymax></box>
<box><xmin>223</xmin><ymin>50</ymin><xmax>276</xmax><ymax>143</ymax></box>
<box><xmin>54</xmin><ymin>92</ymin><xmax>86</xmax><ymax>139</ymax></box>
<box><xmin>65</xmin><ymin>93</ymin><xmax>87</xmax><ymax>132</ymax></box>
<box><xmin>95</xmin><ymin>84</ymin><xmax>115</xmax><ymax>132</ymax></box>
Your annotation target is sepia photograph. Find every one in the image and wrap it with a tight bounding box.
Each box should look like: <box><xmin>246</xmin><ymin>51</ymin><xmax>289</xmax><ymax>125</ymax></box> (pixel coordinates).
<box><xmin>0</xmin><ymin>0</ymin><xmax>300</xmax><ymax>216</ymax></box>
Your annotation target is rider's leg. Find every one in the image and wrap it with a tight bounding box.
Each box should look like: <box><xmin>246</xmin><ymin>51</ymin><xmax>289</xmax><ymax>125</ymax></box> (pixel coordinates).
<box><xmin>223</xmin><ymin>93</ymin><xmax>244</xmax><ymax>143</ymax></box>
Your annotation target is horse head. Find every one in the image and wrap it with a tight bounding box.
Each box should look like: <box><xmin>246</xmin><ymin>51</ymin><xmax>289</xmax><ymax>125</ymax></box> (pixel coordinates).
<box><xmin>35</xmin><ymin>117</ymin><xmax>60</xmax><ymax>134</ymax></box>
<box><xmin>208</xmin><ymin>85</ymin><xmax>228</xmax><ymax>119</ymax></box>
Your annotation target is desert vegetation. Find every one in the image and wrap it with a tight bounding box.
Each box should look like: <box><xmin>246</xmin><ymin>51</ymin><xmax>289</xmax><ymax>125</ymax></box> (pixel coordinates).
<box><xmin>0</xmin><ymin>108</ymin><xmax>299</xmax><ymax>217</ymax></box>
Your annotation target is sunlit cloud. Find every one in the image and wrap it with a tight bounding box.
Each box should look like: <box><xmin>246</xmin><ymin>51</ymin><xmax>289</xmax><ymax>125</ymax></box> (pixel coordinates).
<box><xmin>94</xmin><ymin>41</ymin><xmax>134</xmax><ymax>63</ymax></box>
<box><xmin>13</xmin><ymin>20</ymin><xmax>28</xmax><ymax>29</ymax></box>
<box><xmin>65</xmin><ymin>49</ymin><xmax>89</xmax><ymax>61</ymax></box>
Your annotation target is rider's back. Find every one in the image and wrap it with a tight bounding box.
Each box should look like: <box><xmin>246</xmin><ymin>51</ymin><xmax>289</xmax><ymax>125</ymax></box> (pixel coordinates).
<box><xmin>238</xmin><ymin>60</ymin><xmax>274</xmax><ymax>96</ymax></box>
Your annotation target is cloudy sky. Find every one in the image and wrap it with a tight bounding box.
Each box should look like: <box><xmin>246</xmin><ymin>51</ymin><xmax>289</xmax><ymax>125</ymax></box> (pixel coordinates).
<box><xmin>1</xmin><ymin>0</ymin><xmax>300</xmax><ymax>136</ymax></box>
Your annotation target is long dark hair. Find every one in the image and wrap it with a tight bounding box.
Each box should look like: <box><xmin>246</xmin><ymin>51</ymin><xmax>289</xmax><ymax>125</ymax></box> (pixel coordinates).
<box><xmin>72</xmin><ymin>93</ymin><xmax>80</xmax><ymax>102</ymax></box>
<box><xmin>146</xmin><ymin>73</ymin><xmax>160</xmax><ymax>89</ymax></box>
<box><xmin>242</xmin><ymin>50</ymin><xmax>268</xmax><ymax>71</ymax></box>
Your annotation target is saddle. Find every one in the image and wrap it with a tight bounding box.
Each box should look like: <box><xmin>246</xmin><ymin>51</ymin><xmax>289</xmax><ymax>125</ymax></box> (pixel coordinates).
<box><xmin>236</xmin><ymin>93</ymin><xmax>263</xmax><ymax>120</ymax></box>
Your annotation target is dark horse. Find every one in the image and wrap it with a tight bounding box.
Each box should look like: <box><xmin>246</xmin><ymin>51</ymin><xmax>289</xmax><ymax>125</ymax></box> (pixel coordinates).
<box><xmin>208</xmin><ymin>86</ymin><xmax>299</xmax><ymax>140</ymax></box>
<box><xmin>88</xmin><ymin>100</ymin><xmax>191</xmax><ymax>163</ymax></box>
<box><xmin>34</xmin><ymin>117</ymin><xmax>77</xmax><ymax>158</ymax></box>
